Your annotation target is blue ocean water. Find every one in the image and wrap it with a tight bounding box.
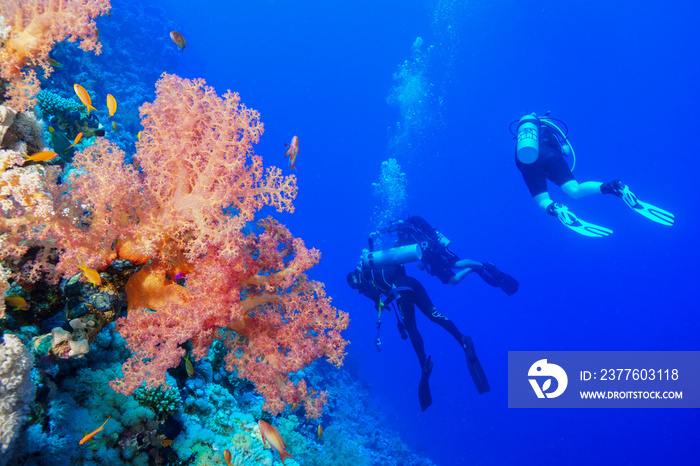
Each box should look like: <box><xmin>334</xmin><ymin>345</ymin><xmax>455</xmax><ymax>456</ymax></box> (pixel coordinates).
<box><xmin>4</xmin><ymin>0</ymin><xmax>699</xmax><ymax>464</ymax></box>
<box><xmin>164</xmin><ymin>1</ymin><xmax>699</xmax><ymax>464</ymax></box>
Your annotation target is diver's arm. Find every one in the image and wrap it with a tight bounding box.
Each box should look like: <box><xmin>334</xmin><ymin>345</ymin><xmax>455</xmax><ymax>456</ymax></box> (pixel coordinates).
<box><xmin>453</xmin><ymin>259</ymin><xmax>483</xmax><ymax>270</ymax></box>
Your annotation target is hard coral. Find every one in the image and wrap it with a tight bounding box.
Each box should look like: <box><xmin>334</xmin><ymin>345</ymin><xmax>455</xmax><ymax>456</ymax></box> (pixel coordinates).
<box><xmin>0</xmin><ymin>334</ymin><xmax>35</xmax><ymax>463</ymax></box>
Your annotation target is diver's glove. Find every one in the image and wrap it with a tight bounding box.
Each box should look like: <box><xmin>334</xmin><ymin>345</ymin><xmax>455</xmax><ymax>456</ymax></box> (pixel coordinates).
<box><xmin>397</xmin><ymin>320</ymin><xmax>408</xmax><ymax>340</ymax></box>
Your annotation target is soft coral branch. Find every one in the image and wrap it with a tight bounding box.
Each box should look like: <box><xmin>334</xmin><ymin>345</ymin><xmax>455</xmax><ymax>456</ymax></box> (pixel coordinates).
<box><xmin>0</xmin><ymin>0</ymin><xmax>111</xmax><ymax>111</ymax></box>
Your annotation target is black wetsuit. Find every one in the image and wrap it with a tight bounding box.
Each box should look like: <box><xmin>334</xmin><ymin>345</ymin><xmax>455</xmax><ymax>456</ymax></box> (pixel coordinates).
<box><xmin>393</xmin><ymin>216</ymin><xmax>459</xmax><ymax>285</ymax></box>
<box><xmin>516</xmin><ymin>122</ymin><xmax>575</xmax><ymax>197</ymax></box>
<box><xmin>351</xmin><ymin>263</ymin><xmax>465</xmax><ymax>368</ymax></box>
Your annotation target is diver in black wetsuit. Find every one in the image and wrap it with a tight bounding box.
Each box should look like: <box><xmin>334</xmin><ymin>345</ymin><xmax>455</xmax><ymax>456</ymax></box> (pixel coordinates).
<box><xmin>379</xmin><ymin>215</ymin><xmax>519</xmax><ymax>295</ymax></box>
<box><xmin>512</xmin><ymin>112</ymin><xmax>675</xmax><ymax>237</ymax></box>
<box><xmin>347</xmin><ymin>260</ymin><xmax>490</xmax><ymax>411</ymax></box>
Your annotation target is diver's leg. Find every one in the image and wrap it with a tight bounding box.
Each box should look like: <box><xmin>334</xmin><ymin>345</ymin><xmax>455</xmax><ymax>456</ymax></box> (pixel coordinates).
<box><xmin>396</xmin><ymin>285</ymin><xmax>434</xmax><ymax>410</ymax></box>
<box><xmin>561</xmin><ymin>180</ymin><xmax>605</xmax><ymax>199</ymax></box>
<box><xmin>534</xmin><ymin>192</ymin><xmax>553</xmax><ymax>212</ymax></box>
<box><xmin>397</xmin><ymin>295</ymin><xmax>427</xmax><ymax>367</ymax></box>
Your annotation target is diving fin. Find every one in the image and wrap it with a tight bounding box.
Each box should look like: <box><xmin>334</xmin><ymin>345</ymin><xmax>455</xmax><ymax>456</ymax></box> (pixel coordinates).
<box><xmin>548</xmin><ymin>202</ymin><xmax>613</xmax><ymax>238</ymax></box>
<box><xmin>620</xmin><ymin>185</ymin><xmax>675</xmax><ymax>226</ymax></box>
<box><xmin>461</xmin><ymin>336</ymin><xmax>490</xmax><ymax>394</ymax></box>
<box><xmin>477</xmin><ymin>263</ymin><xmax>520</xmax><ymax>296</ymax></box>
<box><xmin>418</xmin><ymin>356</ymin><xmax>433</xmax><ymax>411</ymax></box>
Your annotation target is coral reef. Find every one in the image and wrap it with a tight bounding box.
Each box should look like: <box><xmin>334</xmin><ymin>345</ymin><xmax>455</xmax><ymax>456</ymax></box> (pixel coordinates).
<box><xmin>0</xmin><ymin>0</ymin><xmax>111</xmax><ymax>111</ymax></box>
<box><xmin>0</xmin><ymin>333</ymin><xmax>36</xmax><ymax>465</ymax></box>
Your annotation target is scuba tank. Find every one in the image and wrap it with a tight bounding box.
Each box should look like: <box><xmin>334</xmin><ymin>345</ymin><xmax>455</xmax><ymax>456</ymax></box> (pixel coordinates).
<box><xmin>516</xmin><ymin>113</ymin><xmax>540</xmax><ymax>164</ymax></box>
<box><xmin>362</xmin><ymin>244</ymin><xmax>422</xmax><ymax>268</ymax></box>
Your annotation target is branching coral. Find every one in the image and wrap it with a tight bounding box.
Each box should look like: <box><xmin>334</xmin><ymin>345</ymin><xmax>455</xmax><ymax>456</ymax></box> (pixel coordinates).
<box><xmin>0</xmin><ymin>0</ymin><xmax>111</xmax><ymax>111</ymax></box>
<box><xmin>50</xmin><ymin>74</ymin><xmax>348</xmax><ymax>417</ymax></box>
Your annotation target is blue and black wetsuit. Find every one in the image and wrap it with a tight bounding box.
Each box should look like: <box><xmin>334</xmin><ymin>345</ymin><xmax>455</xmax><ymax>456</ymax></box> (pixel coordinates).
<box><xmin>516</xmin><ymin>122</ymin><xmax>575</xmax><ymax>197</ymax></box>
<box><xmin>348</xmin><ymin>263</ymin><xmax>466</xmax><ymax>368</ymax></box>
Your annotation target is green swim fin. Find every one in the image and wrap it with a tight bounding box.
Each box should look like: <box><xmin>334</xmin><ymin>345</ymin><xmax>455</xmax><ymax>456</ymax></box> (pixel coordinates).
<box><xmin>461</xmin><ymin>336</ymin><xmax>490</xmax><ymax>394</ymax></box>
<box><xmin>418</xmin><ymin>356</ymin><xmax>433</xmax><ymax>411</ymax></box>
<box><xmin>548</xmin><ymin>203</ymin><xmax>613</xmax><ymax>238</ymax></box>
<box><xmin>620</xmin><ymin>185</ymin><xmax>675</xmax><ymax>226</ymax></box>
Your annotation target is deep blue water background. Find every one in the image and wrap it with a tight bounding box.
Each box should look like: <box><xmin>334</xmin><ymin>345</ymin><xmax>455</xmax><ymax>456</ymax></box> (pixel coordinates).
<box><xmin>134</xmin><ymin>1</ymin><xmax>698</xmax><ymax>464</ymax></box>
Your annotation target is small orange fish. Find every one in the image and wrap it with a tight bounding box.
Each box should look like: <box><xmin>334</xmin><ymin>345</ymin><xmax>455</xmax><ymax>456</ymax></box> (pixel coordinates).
<box><xmin>48</xmin><ymin>126</ymin><xmax>55</xmax><ymax>133</ymax></box>
<box><xmin>258</xmin><ymin>420</ymin><xmax>294</xmax><ymax>465</ymax></box>
<box><xmin>161</xmin><ymin>439</ymin><xmax>173</xmax><ymax>447</ymax></box>
<box><xmin>184</xmin><ymin>354</ymin><xmax>194</xmax><ymax>377</ymax></box>
<box><xmin>106</xmin><ymin>94</ymin><xmax>117</xmax><ymax>117</ymax></box>
<box><xmin>317</xmin><ymin>424</ymin><xmax>323</xmax><ymax>440</ymax></box>
<box><xmin>223</xmin><ymin>449</ymin><xmax>232</xmax><ymax>466</ymax></box>
<box><xmin>76</xmin><ymin>260</ymin><xmax>102</xmax><ymax>286</ymax></box>
<box><xmin>136</xmin><ymin>131</ymin><xmax>142</xmax><ymax>140</ymax></box>
<box><xmin>74</xmin><ymin>84</ymin><xmax>97</xmax><ymax>115</ymax></box>
<box><xmin>49</xmin><ymin>58</ymin><xmax>63</xmax><ymax>68</ymax></box>
<box><xmin>5</xmin><ymin>295</ymin><xmax>29</xmax><ymax>310</ymax></box>
<box><xmin>66</xmin><ymin>132</ymin><xmax>83</xmax><ymax>150</ymax></box>
<box><xmin>79</xmin><ymin>416</ymin><xmax>110</xmax><ymax>445</ymax></box>
<box><xmin>284</xmin><ymin>136</ymin><xmax>299</xmax><ymax>170</ymax></box>
<box><xmin>112</xmin><ymin>121</ymin><xmax>117</xmax><ymax>131</ymax></box>
<box><xmin>24</xmin><ymin>151</ymin><xmax>58</xmax><ymax>162</ymax></box>
<box><xmin>170</xmin><ymin>31</ymin><xmax>187</xmax><ymax>52</ymax></box>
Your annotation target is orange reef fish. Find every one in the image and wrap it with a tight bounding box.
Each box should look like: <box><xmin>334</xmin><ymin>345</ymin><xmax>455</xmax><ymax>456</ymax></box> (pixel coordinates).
<box><xmin>74</xmin><ymin>84</ymin><xmax>97</xmax><ymax>115</ymax></box>
<box><xmin>79</xmin><ymin>416</ymin><xmax>111</xmax><ymax>445</ymax></box>
<box><xmin>49</xmin><ymin>58</ymin><xmax>63</xmax><ymax>68</ymax></box>
<box><xmin>77</xmin><ymin>260</ymin><xmax>102</xmax><ymax>286</ymax></box>
<box><xmin>284</xmin><ymin>135</ymin><xmax>299</xmax><ymax>170</ymax></box>
<box><xmin>223</xmin><ymin>449</ymin><xmax>232</xmax><ymax>466</ymax></box>
<box><xmin>160</xmin><ymin>439</ymin><xmax>173</xmax><ymax>447</ymax></box>
<box><xmin>258</xmin><ymin>420</ymin><xmax>294</xmax><ymax>465</ymax></box>
<box><xmin>112</xmin><ymin>121</ymin><xmax>118</xmax><ymax>131</ymax></box>
<box><xmin>170</xmin><ymin>31</ymin><xmax>187</xmax><ymax>51</ymax></box>
<box><xmin>5</xmin><ymin>295</ymin><xmax>29</xmax><ymax>310</ymax></box>
<box><xmin>66</xmin><ymin>132</ymin><xmax>83</xmax><ymax>150</ymax></box>
<box><xmin>136</xmin><ymin>131</ymin><xmax>142</xmax><ymax>140</ymax></box>
<box><xmin>184</xmin><ymin>354</ymin><xmax>194</xmax><ymax>377</ymax></box>
<box><xmin>24</xmin><ymin>151</ymin><xmax>57</xmax><ymax>162</ymax></box>
<box><xmin>106</xmin><ymin>94</ymin><xmax>117</xmax><ymax>117</ymax></box>
<box><xmin>317</xmin><ymin>424</ymin><xmax>323</xmax><ymax>440</ymax></box>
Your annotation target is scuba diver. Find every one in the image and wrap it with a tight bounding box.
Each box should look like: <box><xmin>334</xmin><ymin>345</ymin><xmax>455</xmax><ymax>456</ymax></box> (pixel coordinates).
<box><xmin>347</xmin><ymin>248</ymin><xmax>490</xmax><ymax>411</ymax></box>
<box><xmin>512</xmin><ymin>112</ymin><xmax>675</xmax><ymax>237</ymax></box>
<box><xmin>376</xmin><ymin>215</ymin><xmax>519</xmax><ymax>295</ymax></box>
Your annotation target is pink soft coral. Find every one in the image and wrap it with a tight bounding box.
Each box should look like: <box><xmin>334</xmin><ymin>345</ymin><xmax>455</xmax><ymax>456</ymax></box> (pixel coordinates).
<box><xmin>51</xmin><ymin>73</ymin><xmax>347</xmax><ymax>417</ymax></box>
<box><xmin>0</xmin><ymin>0</ymin><xmax>111</xmax><ymax>111</ymax></box>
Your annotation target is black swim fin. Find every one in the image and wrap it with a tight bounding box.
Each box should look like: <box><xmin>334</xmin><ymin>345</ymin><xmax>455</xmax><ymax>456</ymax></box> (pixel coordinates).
<box><xmin>461</xmin><ymin>336</ymin><xmax>490</xmax><ymax>394</ymax></box>
<box><xmin>476</xmin><ymin>263</ymin><xmax>519</xmax><ymax>296</ymax></box>
<box><xmin>418</xmin><ymin>356</ymin><xmax>433</xmax><ymax>411</ymax></box>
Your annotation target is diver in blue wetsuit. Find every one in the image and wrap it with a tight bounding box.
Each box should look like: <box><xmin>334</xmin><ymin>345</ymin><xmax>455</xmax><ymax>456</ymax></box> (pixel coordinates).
<box><xmin>347</xmin><ymin>250</ymin><xmax>490</xmax><ymax>412</ymax></box>
<box><xmin>513</xmin><ymin>112</ymin><xmax>675</xmax><ymax>237</ymax></box>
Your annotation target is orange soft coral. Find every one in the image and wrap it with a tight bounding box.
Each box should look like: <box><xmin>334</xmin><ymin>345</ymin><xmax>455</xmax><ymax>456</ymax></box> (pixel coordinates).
<box><xmin>0</xmin><ymin>0</ymin><xmax>111</xmax><ymax>111</ymax></box>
